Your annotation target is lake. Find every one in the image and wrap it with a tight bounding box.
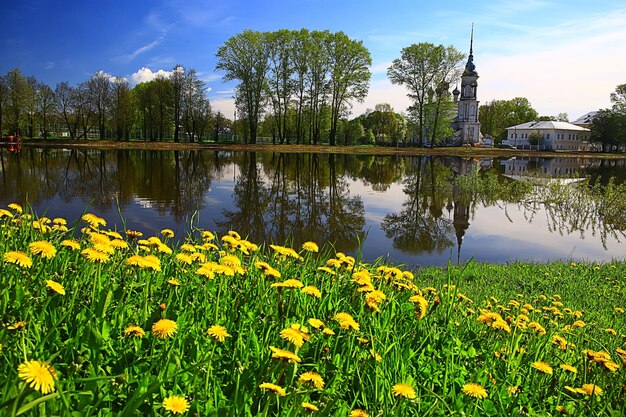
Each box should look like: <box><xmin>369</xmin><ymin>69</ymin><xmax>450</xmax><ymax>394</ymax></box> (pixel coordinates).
<box><xmin>1</xmin><ymin>148</ymin><xmax>624</xmax><ymax>267</ymax></box>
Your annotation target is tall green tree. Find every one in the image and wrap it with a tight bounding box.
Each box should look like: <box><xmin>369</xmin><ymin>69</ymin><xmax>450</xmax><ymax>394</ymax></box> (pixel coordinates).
<box><xmin>327</xmin><ymin>31</ymin><xmax>371</xmax><ymax>146</ymax></box>
<box><xmin>387</xmin><ymin>43</ymin><xmax>464</xmax><ymax>146</ymax></box>
<box><xmin>216</xmin><ymin>30</ymin><xmax>270</xmax><ymax>144</ymax></box>
<box><xmin>36</xmin><ymin>82</ymin><xmax>56</xmax><ymax>139</ymax></box>
<box><xmin>110</xmin><ymin>77</ymin><xmax>134</xmax><ymax>140</ymax></box>
<box><xmin>5</xmin><ymin>68</ymin><xmax>30</xmax><ymax>135</ymax></box>
<box><xmin>478</xmin><ymin>97</ymin><xmax>538</xmax><ymax>140</ymax></box>
<box><xmin>86</xmin><ymin>71</ymin><xmax>111</xmax><ymax>139</ymax></box>
<box><xmin>266</xmin><ymin>30</ymin><xmax>295</xmax><ymax>144</ymax></box>
<box><xmin>171</xmin><ymin>65</ymin><xmax>185</xmax><ymax>142</ymax></box>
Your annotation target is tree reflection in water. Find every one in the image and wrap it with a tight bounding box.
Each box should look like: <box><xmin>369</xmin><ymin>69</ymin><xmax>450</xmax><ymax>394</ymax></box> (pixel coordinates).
<box><xmin>0</xmin><ymin>148</ymin><xmax>624</xmax><ymax>263</ymax></box>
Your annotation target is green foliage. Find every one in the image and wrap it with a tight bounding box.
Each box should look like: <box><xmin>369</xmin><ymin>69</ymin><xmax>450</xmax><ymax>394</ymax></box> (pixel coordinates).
<box><xmin>388</xmin><ymin>43</ymin><xmax>465</xmax><ymax>146</ymax></box>
<box><xmin>478</xmin><ymin>98</ymin><xmax>539</xmax><ymax>140</ymax></box>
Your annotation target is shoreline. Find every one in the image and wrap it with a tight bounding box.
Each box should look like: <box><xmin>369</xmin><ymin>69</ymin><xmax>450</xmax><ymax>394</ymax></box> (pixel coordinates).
<box><xmin>2</xmin><ymin>138</ymin><xmax>626</xmax><ymax>159</ymax></box>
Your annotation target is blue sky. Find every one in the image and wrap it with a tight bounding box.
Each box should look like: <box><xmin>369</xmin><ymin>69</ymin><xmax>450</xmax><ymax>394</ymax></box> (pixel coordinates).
<box><xmin>3</xmin><ymin>0</ymin><xmax>625</xmax><ymax>120</ymax></box>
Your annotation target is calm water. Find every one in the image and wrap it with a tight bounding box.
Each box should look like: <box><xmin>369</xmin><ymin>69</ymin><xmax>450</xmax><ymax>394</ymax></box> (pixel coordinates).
<box><xmin>1</xmin><ymin>148</ymin><xmax>625</xmax><ymax>267</ymax></box>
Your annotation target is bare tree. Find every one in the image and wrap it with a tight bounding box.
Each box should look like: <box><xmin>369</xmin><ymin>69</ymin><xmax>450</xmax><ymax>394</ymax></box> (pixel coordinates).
<box><xmin>86</xmin><ymin>71</ymin><xmax>112</xmax><ymax>139</ymax></box>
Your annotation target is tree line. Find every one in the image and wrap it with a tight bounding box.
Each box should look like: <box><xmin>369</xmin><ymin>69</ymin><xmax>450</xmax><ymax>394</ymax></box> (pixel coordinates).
<box><xmin>0</xmin><ymin>66</ymin><xmax>228</xmax><ymax>142</ymax></box>
<box><xmin>589</xmin><ymin>84</ymin><xmax>626</xmax><ymax>151</ymax></box>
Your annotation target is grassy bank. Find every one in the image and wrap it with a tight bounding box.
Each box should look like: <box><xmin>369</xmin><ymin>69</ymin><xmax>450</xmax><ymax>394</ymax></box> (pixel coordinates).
<box><xmin>1</xmin><ymin>204</ymin><xmax>625</xmax><ymax>416</ymax></box>
<box><xmin>3</xmin><ymin>137</ymin><xmax>626</xmax><ymax>159</ymax></box>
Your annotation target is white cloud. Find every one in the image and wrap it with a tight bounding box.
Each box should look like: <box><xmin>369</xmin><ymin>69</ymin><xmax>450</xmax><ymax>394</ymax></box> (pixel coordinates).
<box><xmin>210</xmin><ymin>96</ymin><xmax>235</xmax><ymax>117</ymax></box>
<box><xmin>130</xmin><ymin>67</ymin><xmax>174</xmax><ymax>85</ymax></box>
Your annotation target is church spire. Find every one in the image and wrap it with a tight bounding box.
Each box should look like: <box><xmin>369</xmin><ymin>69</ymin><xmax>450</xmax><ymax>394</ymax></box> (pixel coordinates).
<box><xmin>469</xmin><ymin>23</ymin><xmax>474</xmax><ymax>57</ymax></box>
<box><xmin>463</xmin><ymin>24</ymin><xmax>477</xmax><ymax>76</ymax></box>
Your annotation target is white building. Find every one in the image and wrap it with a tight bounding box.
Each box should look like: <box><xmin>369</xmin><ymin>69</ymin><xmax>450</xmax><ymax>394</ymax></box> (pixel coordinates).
<box><xmin>505</xmin><ymin>121</ymin><xmax>590</xmax><ymax>151</ymax></box>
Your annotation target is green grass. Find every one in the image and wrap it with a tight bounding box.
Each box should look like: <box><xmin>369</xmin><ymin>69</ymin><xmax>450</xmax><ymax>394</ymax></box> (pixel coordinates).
<box><xmin>1</xmin><ymin>204</ymin><xmax>625</xmax><ymax>416</ymax></box>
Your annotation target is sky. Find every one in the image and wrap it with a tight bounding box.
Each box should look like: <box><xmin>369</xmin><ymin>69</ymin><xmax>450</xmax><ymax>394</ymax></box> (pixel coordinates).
<box><xmin>3</xmin><ymin>0</ymin><xmax>626</xmax><ymax>121</ymax></box>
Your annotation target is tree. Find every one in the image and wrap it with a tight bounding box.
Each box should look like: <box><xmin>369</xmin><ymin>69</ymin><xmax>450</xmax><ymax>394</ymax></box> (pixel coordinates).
<box><xmin>610</xmin><ymin>83</ymin><xmax>626</xmax><ymax>113</ymax></box>
<box><xmin>86</xmin><ymin>71</ymin><xmax>111</xmax><ymax>139</ymax></box>
<box><xmin>110</xmin><ymin>77</ymin><xmax>134</xmax><ymax>140</ymax></box>
<box><xmin>266</xmin><ymin>30</ymin><xmax>295</xmax><ymax>144</ymax></box>
<box><xmin>216</xmin><ymin>30</ymin><xmax>270</xmax><ymax>144</ymax></box>
<box><xmin>36</xmin><ymin>82</ymin><xmax>56</xmax><ymax>139</ymax></box>
<box><xmin>478</xmin><ymin>97</ymin><xmax>539</xmax><ymax>140</ymax></box>
<box><xmin>55</xmin><ymin>82</ymin><xmax>78</xmax><ymax>139</ymax></box>
<box><xmin>181</xmin><ymin>69</ymin><xmax>210</xmax><ymax>142</ymax></box>
<box><xmin>171</xmin><ymin>65</ymin><xmax>185</xmax><ymax>142</ymax></box>
<box><xmin>327</xmin><ymin>31</ymin><xmax>371</xmax><ymax>146</ymax></box>
<box><xmin>388</xmin><ymin>43</ymin><xmax>464</xmax><ymax>146</ymax></box>
<box><xmin>589</xmin><ymin>109</ymin><xmax>626</xmax><ymax>151</ymax></box>
<box><xmin>5</xmin><ymin>68</ymin><xmax>30</xmax><ymax>135</ymax></box>
<box><xmin>528</xmin><ymin>132</ymin><xmax>543</xmax><ymax>146</ymax></box>
<box><xmin>305</xmin><ymin>30</ymin><xmax>331</xmax><ymax>145</ymax></box>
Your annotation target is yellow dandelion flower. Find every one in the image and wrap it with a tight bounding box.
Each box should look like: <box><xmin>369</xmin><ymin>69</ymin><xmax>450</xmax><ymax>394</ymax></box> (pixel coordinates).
<box><xmin>271</xmin><ymin>279</ymin><xmax>304</xmax><ymax>289</ymax></box>
<box><xmin>175</xmin><ymin>253</ymin><xmax>193</xmax><ymax>265</ymax></box>
<box><xmin>579</xmin><ymin>384</ymin><xmax>602</xmax><ymax>396</ymax></box>
<box><xmin>317</xmin><ymin>266</ymin><xmax>336</xmax><ymax>275</ymax></box>
<box><xmin>201</xmin><ymin>230</ymin><xmax>215</xmax><ymax>241</ymax></box>
<box><xmin>605</xmin><ymin>328</ymin><xmax>617</xmax><ymax>336</ymax></box>
<box><xmin>17</xmin><ymin>360</ymin><xmax>57</xmax><ymax>394</ymax></box>
<box><xmin>254</xmin><ymin>261</ymin><xmax>281</xmax><ymax>278</ymax></box>
<box><xmin>124</xmin><ymin>326</ymin><xmax>145</xmax><ymax>337</ymax></box>
<box><xmin>125</xmin><ymin>229</ymin><xmax>142</xmax><ymax>238</ymax></box>
<box><xmin>462</xmin><ymin>382</ymin><xmax>488</xmax><ymax>399</ymax></box>
<box><xmin>29</xmin><ymin>241</ymin><xmax>56</xmax><ymax>259</ymax></box>
<box><xmin>559</xmin><ymin>364</ymin><xmax>577</xmax><ymax>373</ymax></box>
<box><xmin>572</xmin><ymin>320</ymin><xmax>585</xmax><ymax>328</ymax></box>
<box><xmin>392</xmin><ymin>382</ymin><xmax>416</xmax><ymax>399</ymax></box>
<box><xmin>8</xmin><ymin>203</ymin><xmax>23</xmax><ymax>213</ymax></box>
<box><xmin>45</xmin><ymin>280</ymin><xmax>65</xmax><ymax>295</ymax></box>
<box><xmin>301</xmin><ymin>402</ymin><xmax>319</xmax><ymax>411</ymax></box>
<box><xmin>333</xmin><ymin>312</ymin><xmax>360</xmax><ymax>331</ymax></box>
<box><xmin>4</xmin><ymin>251</ymin><xmax>32</xmax><ymax>268</ymax></box>
<box><xmin>298</xmin><ymin>371</ymin><xmax>324</xmax><ymax>389</ymax></box>
<box><xmin>58</xmin><ymin>239</ymin><xmax>80</xmax><ymax>251</ymax></box>
<box><xmin>93</xmin><ymin>242</ymin><xmax>115</xmax><ymax>254</ymax></box>
<box><xmin>410</xmin><ymin>295</ymin><xmax>428</xmax><ymax>320</ymax></box>
<box><xmin>109</xmin><ymin>239</ymin><xmax>128</xmax><ymax>249</ymax></box>
<box><xmin>350</xmin><ymin>409</ymin><xmax>370</xmax><ymax>417</ymax></box>
<box><xmin>143</xmin><ymin>255</ymin><xmax>161</xmax><ymax>272</ymax></box>
<box><xmin>302</xmin><ymin>241</ymin><xmax>319</xmax><ymax>252</ymax></box>
<box><xmin>308</xmin><ymin>318</ymin><xmax>325</xmax><ymax>329</ymax></box>
<box><xmin>269</xmin><ymin>346</ymin><xmax>301</xmax><ymax>363</ymax></box>
<box><xmin>167</xmin><ymin>279</ymin><xmax>180</xmax><ymax>286</ymax></box>
<box><xmin>280</xmin><ymin>327</ymin><xmax>307</xmax><ymax>348</ymax></box>
<box><xmin>220</xmin><ymin>254</ymin><xmax>241</xmax><ymax>267</ymax></box>
<box><xmin>322</xmin><ymin>328</ymin><xmax>335</xmax><ymax>336</ymax></box>
<box><xmin>152</xmin><ymin>319</ymin><xmax>177</xmax><ymax>339</ymax></box>
<box><xmin>162</xmin><ymin>395</ymin><xmax>190</xmax><ymax>414</ymax></box>
<box><xmin>0</xmin><ymin>208</ymin><xmax>14</xmax><ymax>218</ymax></box>
<box><xmin>532</xmin><ymin>361</ymin><xmax>553</xmax><ymax>375</ymax></box>
<box><xmin>301</xmin><ymin>285</ymin><xmax>322</xmax><ymax>298</ymax></box>
<box><xmin>82</xmin><ymin>213</ymin><xmax>106</xmax><ymax>228</ymax></box>
<box><xmin>259</xmin><ymin>382</ymin><xmax>286</xmax><ymax>396</ymax></box>
<box><xmin>603</xmin><ymin>361</ymin><xmax>620</xmax><ymax>372</ymax></box>
<box><xmin>161</xmin><ymin>229</ymin><xmax>175</xmax><ymax>238</ymax></box>
<box><xmin>157</xmin><ymin>244</ymin><xmax>172</xmax><ymax>255</ymax></box>
<box><xmin>7</xmin><ymin>321</ymin><xmax>27</xmax><ymax>331</ymax></box>
<box><xmin>207</xmin><ymin>325</ymin><xmax>230</xmax><ymax>342</ymax></box>
<box><xmin>492</xmin><ymin>319</ymin><xmax>511</xmax><ymax>333</ymax></box>
<box><xmin>528</xmin><ymin>321</ymin><xmax>547</xmax><ymax>335</ymax></box>
<box><xmin>81</xmin><ymin>248</ymin><xmax>110</xmax><ymax>263</ymax></box>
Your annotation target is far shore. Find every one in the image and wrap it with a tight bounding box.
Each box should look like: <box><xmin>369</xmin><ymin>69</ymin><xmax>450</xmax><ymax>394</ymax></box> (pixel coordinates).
<box><xmin>2</xmin><ymin>137</ymin><xmax>626</xmax><ymax>159</ymax></box>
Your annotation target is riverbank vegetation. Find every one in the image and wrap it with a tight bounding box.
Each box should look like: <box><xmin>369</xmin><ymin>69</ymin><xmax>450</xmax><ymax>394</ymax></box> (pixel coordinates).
<box><xmin>1</xmin><ymin>203</ymin><xmax>625</xmax><ymax>416</ymax></box>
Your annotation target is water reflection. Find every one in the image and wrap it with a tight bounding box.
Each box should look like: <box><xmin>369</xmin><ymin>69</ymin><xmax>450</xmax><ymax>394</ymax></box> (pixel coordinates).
<box><xmin>1</xmin><ymin>147</ymin><xmax>624</xmax><ymax>266</ymax></box>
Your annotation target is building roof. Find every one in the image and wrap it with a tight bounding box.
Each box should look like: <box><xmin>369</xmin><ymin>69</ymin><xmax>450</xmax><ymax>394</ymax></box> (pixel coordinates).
<box><xmin>571</xmin><ymin>111</ymin><xmax>598</xmax><ymax>125</ymax></box>
<box><xmin>506</xmin><ymin>120</ymin><xmax>590</xmax><ymax>131</ymax></box>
